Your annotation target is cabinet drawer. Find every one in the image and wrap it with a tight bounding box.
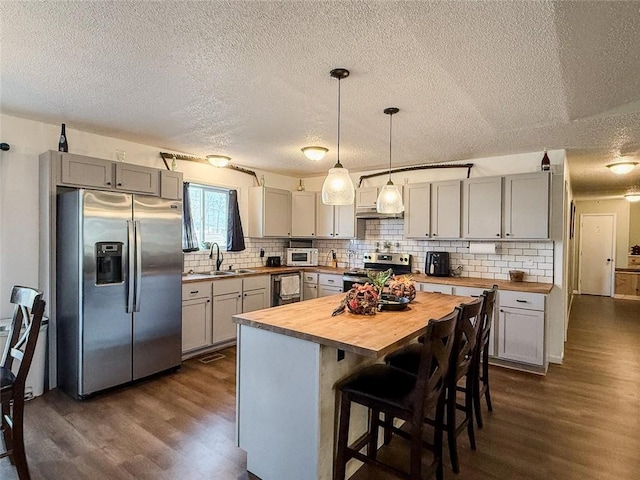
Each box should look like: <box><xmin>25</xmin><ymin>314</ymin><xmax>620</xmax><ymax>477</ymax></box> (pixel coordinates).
<box><xmin>318</xmin><ymin>274</ymin><xmax>341</xmax><ymax>287</ymax></box>
<box><xmin>418</xmin><ymin>283</ymin><xmax>453</xmax><ymax>295</ymax></box>
<box><xmin>182</xmin><ymin>282</ymin><xmax>212</xmax><ymax>300</ymax></box>
<box><xmin>213</xmin><ymin>277</ymin><xmax>243</xmax><ymax>296</ymax></box>
<box><xmin>453</xmin><ymin>286</ymin><xmax>485</xmax><ymax>298</ymax></box>
<box><xmin>243</xmin><ymin>275</ymin><xmax>270</xmax><ymax>291</ymax></box>
<box><xmin>303</xmin><ymin>272</ymin><xmax>318</xmax><ymax>283</ymax></box>
<box><xmin>499</xmin><ymin>290</ymin><xmax>544</xmax><ymax>310</ymax></box>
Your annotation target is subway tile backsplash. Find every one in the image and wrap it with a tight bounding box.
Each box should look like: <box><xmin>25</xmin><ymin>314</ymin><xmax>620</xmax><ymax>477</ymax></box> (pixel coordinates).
<box><xmin>183</xmin><ymin>219</ymin><xmax>554</xmax><ymax>283</ymax></box>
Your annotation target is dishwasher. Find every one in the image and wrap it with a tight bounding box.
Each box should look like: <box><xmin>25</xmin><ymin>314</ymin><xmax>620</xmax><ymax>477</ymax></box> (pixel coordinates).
<box><xmin>271</xmin><ymin>272</ymin><xmax>302</xmax><ymax>306</ymax></box>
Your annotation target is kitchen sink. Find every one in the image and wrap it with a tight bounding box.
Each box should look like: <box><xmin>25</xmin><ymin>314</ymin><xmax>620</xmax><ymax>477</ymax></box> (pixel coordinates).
<box><xmin>230</xmin><ymin>269</ymin><xmax>256</xmax><ymax>274</ymax></box>
<box><xmin>209</xmin><ymin>271</ymin><xmax>236</xmax><ymax>276</ymax></box>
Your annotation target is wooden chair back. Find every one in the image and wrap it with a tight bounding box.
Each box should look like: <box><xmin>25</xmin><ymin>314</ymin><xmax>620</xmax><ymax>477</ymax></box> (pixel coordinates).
<box><xmin>478</xmin><ymin>285</ymin><xmax>498</xmax><ymax>350</ymax></box>
<box><xmin>1</xmin><ymin>286</ymin><xmax>45</xmax><ymax>394</ymax></box>
<box><xmin>411</xmin><ymin>309</ymin><xmax>458</xmax><ymax>419</ymax></box>
<box><xmin>452</xmin><ymin>297</ymin><xmax>484</xmax><ymax>381</ymax></box>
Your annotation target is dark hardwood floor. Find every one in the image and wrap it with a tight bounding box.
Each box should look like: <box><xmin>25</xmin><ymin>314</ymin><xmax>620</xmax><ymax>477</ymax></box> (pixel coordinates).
<box><xmin>2</xmin><ymin>295</ymin><xmax>639</xmax><ymax>479</ymax></box>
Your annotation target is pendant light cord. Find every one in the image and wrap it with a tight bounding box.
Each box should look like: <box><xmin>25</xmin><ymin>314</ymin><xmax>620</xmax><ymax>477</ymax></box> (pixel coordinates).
<box><xmin>388</xmin><ymin>112</ymin><xmax>393</xmax><ymax>181</ymax></box>
<box><xmin>336</xmin><ymin>77</ymin><xmax>341</xmax><ymax>167</ymax></box>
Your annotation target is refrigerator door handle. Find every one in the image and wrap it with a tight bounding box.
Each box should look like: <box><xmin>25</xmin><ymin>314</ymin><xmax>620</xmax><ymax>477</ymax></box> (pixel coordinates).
<box><xmin>134</xmin><ymin>220</ymin><xmax>142</xmax><ymax>312</ymax></box>
<box><xmin>126</xmin><ymin>220</ymin><xmax>135</xmax><ymax>313</ymax></box>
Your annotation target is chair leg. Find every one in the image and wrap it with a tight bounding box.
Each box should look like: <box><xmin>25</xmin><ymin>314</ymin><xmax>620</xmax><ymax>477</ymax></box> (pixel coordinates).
<box><xmin>368</xmin><ymin>409</ymin><xmax>379</xmax><ymax>459</ymax></box>
<box><xmin>483</xmin><ymin>348</ymin><xmax>493</xmax><ymax>412</ymax></box>
<box><xmin>473</xmin><ymin>366</ymin><xmax>484</xmax><ymax>429</ymax></box>
<box><xmin>446</xmin><ymin>387</ymin><xmax>459</xmax><ymax>474</ymax></box>
<box><xmin>466</xmin><ymin>377</ymin><xmax>477</xmax><ymax>451</ymax></box>
<box><xmin>434</xmin><ymin>396</ymin><xmax>446</xmax><ymax>480</ymax></box>
<box><xmin>334</xmin><ymin>392</ymin><xmax>351</xmax><ymax>480</ymax></box>
<box><xmin>1</xmin><ymin>403</ymin><xmax>15</xmax><ymax>465</ymax></box>
<box><xmin>409</xmin><ymin>419</ymin><xmax>423</xmax><ymax>480</ymax></box>
<box><xmin>383</xmin><ymin>412</ymin><xmax>393</xmax><ymax>445</ymax></box>
<box><xmin>11</xmin><ymin>400</ymin><xmax>31</xmax><ymax>480</ymax></box>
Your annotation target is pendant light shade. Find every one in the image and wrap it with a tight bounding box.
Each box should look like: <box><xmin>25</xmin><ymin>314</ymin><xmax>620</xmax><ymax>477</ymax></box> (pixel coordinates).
<box><xmin>321</xmin><ymin>68</ymin><xmax>355</xmax><ymax>205</ymax></box>
<box><xmin>376</xmin><ymin>107</ymin><xmax>404</xmax><ymax>214</ymax></box>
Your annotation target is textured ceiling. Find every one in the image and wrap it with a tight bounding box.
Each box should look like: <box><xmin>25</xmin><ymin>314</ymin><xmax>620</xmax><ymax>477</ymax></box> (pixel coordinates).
<box><xmin>1</xmin><ymin>1</ymin><xmax>640</xmax><ymax>197</ymax></box>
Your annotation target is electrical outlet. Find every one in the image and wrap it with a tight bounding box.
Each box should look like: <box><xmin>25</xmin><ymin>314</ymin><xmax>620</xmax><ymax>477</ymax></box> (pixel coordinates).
<box><xmin>259</xmin><ymin>248</ymin><xmax>265</xmax><ymax>258</ymax></box>
<box><xmin>524</xmin><ymin>259</ymin><xmax>535</xmax><ymax>268</ymax></box>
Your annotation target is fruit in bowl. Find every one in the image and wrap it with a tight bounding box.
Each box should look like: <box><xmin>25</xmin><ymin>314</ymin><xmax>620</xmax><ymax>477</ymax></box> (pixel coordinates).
<box><xmin>388</xmin><ymin>274</ymin><xmax>416</xmax><ymax>302</ymax></box>
<box><xmin>346</xmin><ymin>283</ymin><xmax>379</xmax><ymax>315</ymax></box>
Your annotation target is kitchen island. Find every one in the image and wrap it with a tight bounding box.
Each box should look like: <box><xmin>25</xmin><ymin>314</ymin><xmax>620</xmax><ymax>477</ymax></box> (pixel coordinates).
<box><xmin>233</xmin><ymin>291</ymin><xmax>471</xmax><ymax>480</ymax></box>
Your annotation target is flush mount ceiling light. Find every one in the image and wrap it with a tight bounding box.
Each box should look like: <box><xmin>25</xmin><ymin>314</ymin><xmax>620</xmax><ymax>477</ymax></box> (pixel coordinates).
<box><xmin>321</xmin><ymin>68</ymin><xmax>355</xmax><ymax>206</ymax></box>
<box><xmin>206</xmin><ymin>155</ymin><xmax>231</xmax><ymax>168</ymax></box>
<box><xmin>625</xmin><ymin>187</ymin><xmax>640</xmax><ymax>202</ymax></box>
<box><xmin>376</xmin><ymin>107</ymin><xmax>404</xmax><ymax>214</ymax></box>
<box><xmin>607</xmin><ymin>161</ymin><xmax>638</xmax><ymax>175</ymax></box>
<box><xmin>301</xmin><ymin>146</ymin><xmax>328</xmax><ymax>161</ymax></box>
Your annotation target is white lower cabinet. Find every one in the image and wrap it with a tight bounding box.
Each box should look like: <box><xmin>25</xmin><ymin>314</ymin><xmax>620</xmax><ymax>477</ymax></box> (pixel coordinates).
<box><xmin>242</xmin><ymin>276</ymin><xmax>270</xmax><ymax>313</ymax></box>
<box><xmin>181</xmin><ymin>282</ymin><xmax>212</xmax><ymax>352</ymax></box>
<box><xmin>302</xmin><ymin>272</ymin><xmax>319</xmax><ymax>300</ymax></box>
<box><xmin>212</xmin><ymin>278</ymin><xmax>243</xmax><ymax>344</ymax></box>
<box><xmin>497</xmin><ymin>291</ymin><xmax>545</xmax><ymax>366</ymax></box>
<box><xmin>318</xmin><ymin>273</ymin><xmax>343</xmax><ymax>297</ymax></box>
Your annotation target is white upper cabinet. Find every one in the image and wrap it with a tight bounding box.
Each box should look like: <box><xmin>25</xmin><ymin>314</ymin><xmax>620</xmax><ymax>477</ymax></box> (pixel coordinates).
<box><xmin>431</xmin><ymin>180</ymin><xmax>461</xmax><ymax>239</ymax></box>
<box><xmin>248</xmin><ymin>187</ymin><xmax>291</xmax><ymax>238</ymax></box>
<box><xmin>503</xmin><ymin>172</ymin><xmax>550</xmax><ymax>239</ymax></box>
<box><xmin>315</xmin><ymin>193</ymin><xmax>355</xmax><ymax>239</ymax></box>
<box><xmin>462</xmin><ymin>177</ymin><xmax>502</xmax><ymax>239</ymax></box>
<box><xmin>291</xmin><ymin>192</ymin><xmax>317</xmax><ymax>238</ymax></box>
<box><xmin>160</xmin><ymin>170</ymin><xmax>184</xmax><ymax>200</ymax></box>
<box><xmin>114</xmin><ymin>163</ymin><xmax>160</xmax><ymax>195</ymax></box>
<box><xmin>60</xmin><ymin>153</ymin><xmax>114</xmax><ymax>189</ymax></box>
<box><xmin>355</xmin><ymin>187</ymin><xmax>379</xmax><ymax>209</ymax></box>
<box><xmin>403</xmin><ymin>183</ymin><xmax>431</xmax><ymax>239</ymax></box>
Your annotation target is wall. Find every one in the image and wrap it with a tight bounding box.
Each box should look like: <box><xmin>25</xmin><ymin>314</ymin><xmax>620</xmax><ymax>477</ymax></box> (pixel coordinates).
<box><xmin>630</xmin><ymin>202</ymin><xmax>640</xmax><ymax>248</ymax></box>
<box><xmin>0</xmin><ymin>114</ymin><xmax>295</xmax><ymax>317</ymax></box>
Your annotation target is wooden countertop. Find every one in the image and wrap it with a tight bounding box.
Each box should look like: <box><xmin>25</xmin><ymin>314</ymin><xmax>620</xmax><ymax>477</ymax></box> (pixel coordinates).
<box><xmin>182</xmin><ymin>265</ymin><xmax>552</xmax><ymax>293</ymax></box>
<box><xmin>615</xmin><ymin>268</ymin><xmax>640</xmax><ymax>273</ymax></box>
<box><xmin>233</xmin><ymin>291</ymin><xmax>472</xmax><ymax>359</ymax></box>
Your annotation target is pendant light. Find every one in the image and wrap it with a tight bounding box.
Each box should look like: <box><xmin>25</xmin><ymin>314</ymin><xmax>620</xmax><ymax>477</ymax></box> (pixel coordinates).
<box><xmin>321</xmin><ymin>68</ymin><xmax>355</xmax><ymax>205</ymax></box>
<box><xmin>376</xmin><ymin>107</ymin><xmax>404</xmax><ymax>214</ymax></box>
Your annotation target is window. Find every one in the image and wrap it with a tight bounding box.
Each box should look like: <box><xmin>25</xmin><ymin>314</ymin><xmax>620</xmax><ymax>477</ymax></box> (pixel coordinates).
<box><xmin>188</xmin><ymin>184</ymin><xmax>229</xmax><ymax>249</ymax></box>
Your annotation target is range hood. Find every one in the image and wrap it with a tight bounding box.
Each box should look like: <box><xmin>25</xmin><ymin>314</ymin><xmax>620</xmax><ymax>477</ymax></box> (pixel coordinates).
<box><xmin>355</xmin><ymin>206</ymin><xmax>404</xmax><ymax>219</ymax></box>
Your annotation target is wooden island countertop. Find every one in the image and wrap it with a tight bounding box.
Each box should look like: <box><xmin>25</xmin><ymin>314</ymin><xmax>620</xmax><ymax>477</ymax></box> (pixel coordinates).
<box><xmin>233</xmin><ymin>290</ymin><xmax>471</xmax><ymax>359</ymax></box>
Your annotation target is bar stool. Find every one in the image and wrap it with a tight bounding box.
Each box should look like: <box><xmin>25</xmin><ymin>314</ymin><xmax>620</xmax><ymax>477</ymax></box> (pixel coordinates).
<box><xmin>1</xmin><ymin>286</ymin><xmax>46</xmax><ymax>480</ymax></box>
<box><xmin>334</xmin><ymin>309</ymin><xmax>458</xmax><ymax>480</ymax></box>
<box><xmin>386</xmin><ymin>297</ymin><xmax>484</xmax><ymax>474</ymax></box>
<box><xmin>473</xmin><ymin>285</ymin><xmax>498</xmax><ymax>429</ymax></box>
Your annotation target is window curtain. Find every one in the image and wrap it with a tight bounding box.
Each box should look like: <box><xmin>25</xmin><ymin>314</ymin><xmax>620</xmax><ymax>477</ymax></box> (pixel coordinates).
<box><xmin>227</xmin><ymin>189</ymin><xmax>246</xmax><ymax>252</ymax></box>
<box><xmin>182</xmin><ymin>182</ymin><xmax>199</xmax><ymax>252</ymax></box>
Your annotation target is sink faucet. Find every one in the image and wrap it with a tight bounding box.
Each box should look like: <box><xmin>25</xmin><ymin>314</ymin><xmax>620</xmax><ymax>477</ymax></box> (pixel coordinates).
<box><xmin>209</xmin><ymin>242</ymin><xmax>224</xmax><ymax>271</ymax></box>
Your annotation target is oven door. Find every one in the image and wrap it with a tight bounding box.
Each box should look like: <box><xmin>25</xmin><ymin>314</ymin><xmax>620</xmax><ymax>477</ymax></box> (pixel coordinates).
<box><xmin>343</xmin><ymin>275</ymin><xmax>369</xmax><ymax>292</ymax></box>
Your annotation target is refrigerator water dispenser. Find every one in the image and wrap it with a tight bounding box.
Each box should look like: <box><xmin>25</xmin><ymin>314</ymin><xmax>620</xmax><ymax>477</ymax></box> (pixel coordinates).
<box><xmin>96</xmin><ymin>242</ymin><xmax>123</xmax><ymax>284</ymax></box>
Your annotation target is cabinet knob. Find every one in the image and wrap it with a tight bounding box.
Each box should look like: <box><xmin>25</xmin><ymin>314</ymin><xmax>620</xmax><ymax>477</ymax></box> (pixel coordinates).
<box><xmin>207</xmin><ymin>299</ymin><xmax>210</xmax><ymax>303</ymax></box>
<box><xmin>433</xmin><ymin>233</ymin><xmax>438</xmax><ymax>237</ymax></box>
<box><xmin>496</xmin><ymin>234</ymin><xmax>500</xmax><ymax>237</ymax></box>
<box><xmin>505</xmin><ymin>233</ymin><xmax>511</xmax><ymax>236</ymax></box>
<box><xmin>106</xmin><ymin>181</ymin><xmax>111</xmax><ymax>186</ymax></box>
<box><xmin>117</xmin><ymin>182</ymin><xmax>122</xmax><ymax>187</ymax></box>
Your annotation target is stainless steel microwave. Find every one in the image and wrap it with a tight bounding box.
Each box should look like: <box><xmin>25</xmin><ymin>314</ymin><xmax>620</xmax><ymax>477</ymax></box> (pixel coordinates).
<box><xmin>286</xmin><ymin>248</ymin><xmax>319</xmax><ymax>266</ymax></box>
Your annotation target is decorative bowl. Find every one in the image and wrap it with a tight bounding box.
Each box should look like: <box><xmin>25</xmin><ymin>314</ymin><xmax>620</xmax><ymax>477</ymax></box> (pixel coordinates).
<box><xmin>378</xmin><ymin>294</ymin><xmax>410</xmax><ymax>311</ymax></box>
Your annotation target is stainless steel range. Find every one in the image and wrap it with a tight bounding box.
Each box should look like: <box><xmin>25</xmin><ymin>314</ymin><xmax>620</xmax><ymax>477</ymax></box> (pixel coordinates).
<box><xmin>343</xmin><ymin>252</ymin><xmax>412</xmax><ymax>291</ymax></box>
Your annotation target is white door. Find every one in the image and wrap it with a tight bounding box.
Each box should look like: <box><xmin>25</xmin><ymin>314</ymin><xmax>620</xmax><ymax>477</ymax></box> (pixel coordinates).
<box><xmin>579</xmin><ymin>214</ymin><xmax>615</xmax><ymax>296</ymax></box>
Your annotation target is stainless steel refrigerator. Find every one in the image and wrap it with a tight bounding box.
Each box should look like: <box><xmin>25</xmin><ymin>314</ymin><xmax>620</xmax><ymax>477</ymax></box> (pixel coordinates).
<box><xmin>56</xmin><ymin>189</ymin><xmax>182</xmax><ymax>398</ymax></box>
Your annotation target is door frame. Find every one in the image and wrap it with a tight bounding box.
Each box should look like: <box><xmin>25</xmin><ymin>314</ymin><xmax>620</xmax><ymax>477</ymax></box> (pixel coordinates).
<box><xmin>577</xmin><ymin>213</ymin><xmax>616</xmax><ymax>296</ymax></box>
